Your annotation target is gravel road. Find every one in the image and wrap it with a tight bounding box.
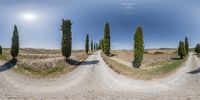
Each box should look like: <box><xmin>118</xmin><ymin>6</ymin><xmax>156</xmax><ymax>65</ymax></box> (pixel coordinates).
<box><xmin>0</xmin><ymin>51</ymin><xmax>200</xmax><ymax>100</ymax></box>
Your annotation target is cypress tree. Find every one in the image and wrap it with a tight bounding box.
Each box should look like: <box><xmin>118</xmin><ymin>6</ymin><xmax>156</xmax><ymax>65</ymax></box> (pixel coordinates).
<box><xmin>0</xmin><ymin>46</ymin><xmax>2</xmax><ymax>55</ymax></box>
<box><xmin>100</xmin><ymin>38</ymin><xmax>104</xmax><ymax>51</ymax></box>
<box><xmin>96</xmin><ymin>43</ymin><xmax>99</xmax><ymax>50</ymax></box>
<box><xmin>132</xmin><ymin>26</ymin><xmax>144</xmax><ymax>68</ymax></box>
<box><xmin>195</xmin><ymin>44</ymin><xmax>200</xmax><ymax>55</ymax></box>
<box><xmin>91</xmin><ymin>40</ymin><xmax>93</xmax><ymax>51</ymax></box>
<box><xmin>94</xmin><ymin>43</ymin><xmax>96</xmax><ymax>51</ymax></box>
<box><xmin>178</xmin><ymin>41</ymin><xmax>186</xmax><ymax>59</ymax></box>
<box><xmin>11</xmin><ymin>25</ymin><xmax>19</xmax><ymax>59</ymax></box>
<box><xmin>185</xmin><ymin>37</ymin><xmax>189</xmax><ymax>54</ymax></box>
<box><xmin>61</xmin><ymin>19</ymin><xmax>72</xmax><ymax>59</ymax></box>
<box><xmin>103</xmin><ymin>22</ymin><xmax>110</xmax><ymax>55</ymax></box>
<box><xmin>85</xmin><ymin>34</ymin><xmax>89</xmax><ymax>54</ymax></box>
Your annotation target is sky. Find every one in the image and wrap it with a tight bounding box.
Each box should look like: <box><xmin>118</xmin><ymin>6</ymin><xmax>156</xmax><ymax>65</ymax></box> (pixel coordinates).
<box><xmin>0</xmin><ymin>0</ymin><xmax>200</xmax><ymax>50</ymax></box>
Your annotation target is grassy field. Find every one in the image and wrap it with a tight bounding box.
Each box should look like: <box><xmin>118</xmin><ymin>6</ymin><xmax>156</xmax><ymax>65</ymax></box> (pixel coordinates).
<box><xmin>0</xmin><ymin>54</ymin><xmax>11</xmax><ymax>61</ymax></box>
<box><xmin>1</xmin><ymin>48</ymin><xmax>88</xmax><ymax>78</ymax></box>
<box><xmin>102</xmin><ymin>50</ymin><xmax>187</xmax><ymax>80</ymax></box>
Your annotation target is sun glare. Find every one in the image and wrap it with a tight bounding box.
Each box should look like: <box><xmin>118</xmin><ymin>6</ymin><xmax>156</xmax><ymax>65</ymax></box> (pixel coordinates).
<box><xmin>22</xmin><ymin>13</ymin><xmax>36</xmax><ymax>21</ymax></box>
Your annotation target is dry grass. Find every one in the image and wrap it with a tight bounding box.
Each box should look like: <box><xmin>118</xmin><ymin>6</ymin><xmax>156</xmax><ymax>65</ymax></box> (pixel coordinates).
<box><xmin>111</xmin><ymin>50</ymin><xmax>177</xmax><ymax>69</ymax></box>
<box><xmin>102</xmin><ymin>50</ymin><xmax>187</xmax><ymax>80</ymax></box>
<box><xmin>1</xmin><ymin>48</ymin><xmax>88</xmax><ymax>78</ymax></box>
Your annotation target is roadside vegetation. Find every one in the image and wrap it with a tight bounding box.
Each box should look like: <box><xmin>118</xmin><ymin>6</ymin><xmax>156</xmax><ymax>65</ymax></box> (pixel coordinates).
<box><xmin>13</xmin><ymin>50</ymin><xmax>88</xmax><ymax>78</ymax></box>
<box><xmin>102</xmin><ymin>50</ymin><xmax>187</xmax><ymax>80</ymax></box>
<box><xmin>0</xmin><ymin>54</ymin><xmax>9</xmax><ymax>61</ymax></box>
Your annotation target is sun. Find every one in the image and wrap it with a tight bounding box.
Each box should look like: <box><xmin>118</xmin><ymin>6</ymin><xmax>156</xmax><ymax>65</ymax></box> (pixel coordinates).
<box><xmin>22</xmin><ymin>13</ymin><xmax>36</xmax><ymax>21</ymax></box>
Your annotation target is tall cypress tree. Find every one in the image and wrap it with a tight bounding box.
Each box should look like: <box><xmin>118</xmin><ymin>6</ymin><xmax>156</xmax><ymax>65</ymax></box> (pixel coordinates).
<box><xmin>11</xmin><ymin>25</ymin><xmax>19</xmax><ymax>59</ymax></box>
<box><xmin>100</xmin><ymin>38</ymin><xmax>104</xmax><ymax>51</ymax></box>
<box><xmin>195</xmin><ymin>44</ymin><xmax>200</xmax><ymax>55</ymax></box>
<box><xmin>91</xmin><ymin>40</ymin><xmax>93</xmax><ymax>51</ymax></box>
<box><xmin>85</xmin><ymin>34</ymin><xmax>89</xmax><ymax>54</ymax></box>
<box><xmin>185</xmin><ymin>37</ymin><xmax>189</xmax><ymax>54</ymax></box>
<box><xmin>178</xmin><ymin>41</ymin><xmax>186</xmax><ymax>59</ymax></box>
<box><xmin>94</xmin><ymin>43</ymin><xmax>95</xmax><ymax>51</ymax></box>
<box><xmin>94</xmin><ymin>43</ymin><xmax>96</xmax><ymax>51</ymax></box>
<box><xmin>132</xmin><ymin>26</ymin><xmax>144</xmax><ymax>68</ymax></box>
<box><xmin>61</xmin><ymin>19</ymin><xmax>72</xmax><ymax>59</ymax></box>
<box><xmin>103</xmin><ymin>22</ymin><xmax>110</xmax><ymax>55</ymax></box>
<box><xmin>96</xmin><ymin>43</ymin><xmax>99</xmax><ymax>50</ymax></box>
<box><xmin>0</xmin><ymin>46</ymin><xmax>2</xmax><ymax>55</ymax></box>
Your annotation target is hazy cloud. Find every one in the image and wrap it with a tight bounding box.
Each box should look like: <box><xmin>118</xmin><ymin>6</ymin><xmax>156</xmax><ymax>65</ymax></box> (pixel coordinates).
<box><xmin>120</xmin><ymin>2</ymin><xmax>136</xmax><ymax>9</ymax></box>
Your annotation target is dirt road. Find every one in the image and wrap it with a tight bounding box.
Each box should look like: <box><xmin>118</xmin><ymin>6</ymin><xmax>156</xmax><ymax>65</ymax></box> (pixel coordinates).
<box><xmin>0</xmin><ymin>51</ymin><xmax>200</xmax><ymax>100</ymax></box>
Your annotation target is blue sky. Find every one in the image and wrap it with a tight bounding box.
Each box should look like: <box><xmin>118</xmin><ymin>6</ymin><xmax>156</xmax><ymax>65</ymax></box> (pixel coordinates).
<box><xmin>0</xmin><ymin>0</ymin><xmax>200</xmax><ymax>50</ymax></box>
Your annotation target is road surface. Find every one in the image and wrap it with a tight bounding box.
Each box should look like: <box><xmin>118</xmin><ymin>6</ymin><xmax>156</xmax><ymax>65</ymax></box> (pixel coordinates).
<box><xmin>0</xmin><ymin>51</ymin><xmax>200</xmax><ymax>100</ymax></box>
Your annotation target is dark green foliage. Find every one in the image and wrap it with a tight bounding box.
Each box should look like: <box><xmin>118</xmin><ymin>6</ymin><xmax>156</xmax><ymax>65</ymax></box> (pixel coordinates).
<box><xmin>99</xmin><ymin>38</ymin><xmax>104</xmax><ymax>51</ymax></box>
<box><xmin>154</xmin><ymin>51</ymin><xmax>164</xmax><ymax>54</ymax></box>
<box><xmin>195</xmin><ymin>44</ymin><xmax>200</xmax><ymax>55</ymax></box>
<box><xmin>178</xmin><ymin>41</ymin><xmax>186</xmax><ymax>59</ymax></box>
<box><xmin>91</xmin><ymin>40</ymin><xmax>93</xmax><ymax>51</ymax></box>
<box><xmin>132</xmin><ymin>26</ymin><xmax>144</xmax><ymax>68</ymax></box>
<box><xmin>103</xmin><ymin>22</ymin><xmax>111</xmax><ymax>55</ymax></box>
<box><xmin>85</xmin><ymin>34</ymin><xmax>89</xmax><ymax>54</ymax></box>
<box><xmin>94</xmin><ymin>43</ymin><xmax>97</xmax><ymax>51</ymax></box>
<box><xmin>185</xmin><ymin>37</ymin><xmax>189</xmax><ymax>54</ymax></box>
<box><xmin>61</xmin><ymin>19</ymin><xmax>72</xmax><ymax>59</ymax></box>
<box><xmin>0</xmin><ymin>46</ymin><xmax>2</xmax><ymax>55</ymax></box>
<box><xmin>11</xmin><ymin>25</ymin><xmax>19</xmax><ymax>59</ymax></box>
<box><xmin>94</xmin><ymin>43</ymin><xmax>96</xmax><ymax>51</ymax></box>
<box><xmin>96</xmin><ymin>43</ymin><xmax>99</xmax><ymax>50</ymax></box>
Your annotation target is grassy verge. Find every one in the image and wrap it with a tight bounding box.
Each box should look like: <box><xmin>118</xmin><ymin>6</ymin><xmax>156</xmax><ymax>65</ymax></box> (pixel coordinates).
<box><xmin>102</xmin><ymin>52</ymin><xmax>187</xmax><ymax>80</ymax></box>
<box><xmin>0</xmin><ymin>54</ymin><xmax>10</xmax><ymax>61</ymax></box>
<box><xmin>13</xmin><ymin>65</ymin><xmax>76</xmax><ymax>78</ymax></box>
<box><xmin>13</xmin><ymin>51</ymin><xmax>88</xmax><ymax>78</ymax></box>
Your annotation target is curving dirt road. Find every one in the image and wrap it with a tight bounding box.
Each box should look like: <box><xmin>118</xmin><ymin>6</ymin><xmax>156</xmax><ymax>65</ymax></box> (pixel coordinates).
<box><xmin>0</xmin><ymin>51</ymin><xmax>200</xmax><ymax>100</ymax></box>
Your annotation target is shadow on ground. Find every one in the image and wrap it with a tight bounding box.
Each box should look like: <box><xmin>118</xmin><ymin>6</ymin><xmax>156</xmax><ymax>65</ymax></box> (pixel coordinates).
<box><xmin>66</xmin><ymin>59</ymin><xmax>81</xmax><ymax>65</ymax></box>
<box><xmin>81</xmin><ymin>60</ymin><xmax>99</xmax><ymax>65</ymax></box>
<box><xmin>171</xmin><ymin>57</ymin><xmax>182</xmax><ymax>60</ymax></box>
<box><xmin>0</xmin><ymin>59</ymin><xmax>17</xmax><ymax>72</ymax></box>
<box><xmin>187</xmin><ymin>67</ymin><xmax>200</xmax><ymax>74</ymax></box>
<box><xmin>66</xmin><ymin>59</ymin><xmax>99</xmax><ymax>66</ymax></box>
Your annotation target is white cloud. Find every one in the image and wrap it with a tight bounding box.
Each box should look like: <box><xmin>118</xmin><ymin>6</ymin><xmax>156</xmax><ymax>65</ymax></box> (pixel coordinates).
<box><xmin>120</xmin><ymin>2</ymin><xmax>136</xmax><ymax>10</ymax></box>
<box><xmin>120</xmin><ymin>3</ymin><xmax>136</xmax><ymax>6</ymax></box>
<box><xmin>125</xmin><ymin>6</ymin><xmax>133</xmax><ymax>9</ymax></box>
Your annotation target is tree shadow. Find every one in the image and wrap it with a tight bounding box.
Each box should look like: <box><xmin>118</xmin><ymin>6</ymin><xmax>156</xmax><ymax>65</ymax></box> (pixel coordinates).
<box><xmin>65</xmin><ymin>59</ymin><xmax>81</xmax><ymax>65</ymax></box>
<box><xmin>0</xmin><ymin>59</ymin><xmax>17</xmax><ymax>72</ymax></box>
<box><xmin>81</xmin><ymin>60</ymin><xmax>99</xmax><ymax>65</ymax></box>
<box><xmin>65</xmin><ymin>59</ymin><xmax>99</xmax><ymax>66</ymax></box>
<box><xmin>171</xmin><ymin>57</ymin><xmax>182</xmax><ymax>60</ymax></box>
<box><xmin>187</xmin><ymin>67</ymin><xmax>200</xmax><ymax>74</ymax></box>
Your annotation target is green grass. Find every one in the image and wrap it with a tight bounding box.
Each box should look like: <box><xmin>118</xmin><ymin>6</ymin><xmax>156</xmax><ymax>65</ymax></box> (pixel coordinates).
<box><xmin>13</xmin><ymin>65</ymin><xmax>75</xmax><ymax>78</ymax></box>
<box><xmin>0</xmin><ymin>54</ymin><xmax>9</xmax><ymax>61</ymax></box>
<box><xmin>102</xmin><ymin>53</ymin><xmax>187</xmax><ymax>80</ymax></box>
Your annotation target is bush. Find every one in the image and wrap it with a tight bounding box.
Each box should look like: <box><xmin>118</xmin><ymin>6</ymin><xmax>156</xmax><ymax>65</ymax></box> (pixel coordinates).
<box><xmin>154</xmin><ymin>51</ymin><xmax>164</xmax><ymax>54</ymax></box>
